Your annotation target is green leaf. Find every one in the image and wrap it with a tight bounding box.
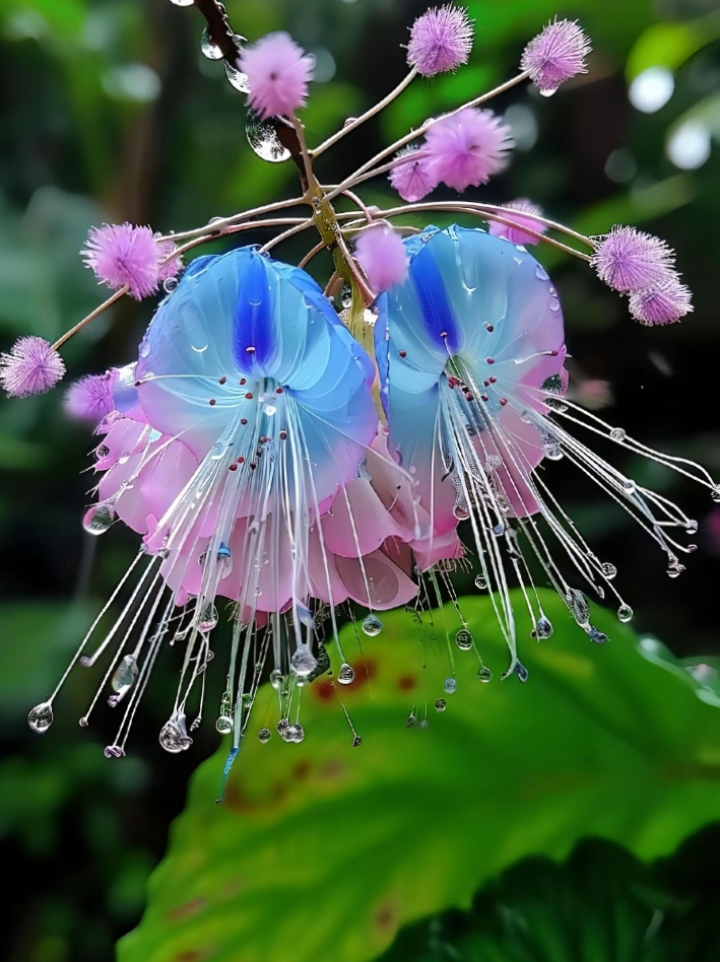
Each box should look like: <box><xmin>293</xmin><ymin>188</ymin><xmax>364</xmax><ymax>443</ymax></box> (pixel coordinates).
<box><xmin>118</xmin><ymin>590</ymin><xmax>720</xmax><ymax>962</ymax></box>
<box><xmin>626</xmin><ymin>19</ymin><xmax>720</xmax><ymax>81</ymax></box>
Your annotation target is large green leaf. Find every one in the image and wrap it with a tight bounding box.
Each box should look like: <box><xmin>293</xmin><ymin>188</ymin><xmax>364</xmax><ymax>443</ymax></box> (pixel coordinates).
<box><xmin>118</xmin><ymin>590</ymin><xmax>720</xmax><ymax>962</ymax></box>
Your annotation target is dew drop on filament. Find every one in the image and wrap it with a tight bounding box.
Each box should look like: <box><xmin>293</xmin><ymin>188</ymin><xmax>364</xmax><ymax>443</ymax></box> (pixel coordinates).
<box><xmin>198</xmin><ymin>602</ymin><xmax>219</xmax><ymax>632</ymax></box>
<box><xmin>443</xmin><ymin>677</ymin><xmax>457</xmax><ymax>694</ymax></box>
<box><xmin>337</xmin><ymin>662</ymin><xmax>355</xmax><ymax>685</ymax></box>
<box><xmin>258</xmin><ymin>728</ymin><xmax>272</xmax><ymax>744</ymax></box>
<box><xmin>434</xmin><ymin>698</ymin><xmax>446</xmax><ymax>712</ymax></box>
<box><xmin>200</xmin><ymin>26</ymin><xmax>224</xmax><ymax>60</ymax></box>
<box><xmin>159</xmin><ymin>711</ymin><xmax>192</xmax><ymax>753</ymax></box>
<box><xmin>110</xmin><ymin>654</ymin><xmax>138</xmax><ymax>700</ymax></box>
<box><xmin>455</xmin><ymin>628</ymin><xmax>473</xmax><ymax>650</ymax></box>
<box><xmin>28</xmin><ymin>702</ymin><xmax>54</xmax><ymax>733</ymax></box>
<box><xmin>477</xmin><ymin>666</ymin><xmax>492</xmax><ymax>683</ymax></box>
<box><xmin>617</xmin><ymin>604</ymin><xmax>634</xmax><ymax>623</ymax></box>
<box><xmin>83</xmin><ymin>504</ymin><xmax>116</xmax><ymax>536</ymax></box>
<box><xmin>362</xmin><ymin>614</ymin><xmax>383</xmax><ymax>637</ymax></box>
<box><xmin>291</xmin><ymin>644</ymin><xmax>317</xmax><ymax>677</ymax></box>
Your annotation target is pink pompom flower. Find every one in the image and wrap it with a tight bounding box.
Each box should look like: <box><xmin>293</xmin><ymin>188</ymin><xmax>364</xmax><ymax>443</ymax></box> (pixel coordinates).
<box><xmin>0</xmin><ymin>336</ymin><xmax>65</xmax><ymax>398</ymax></box>
<box><xmin>65</xmin><ymin>370</ymin><xmax>118</xmax><ymax>422</ymax></box>
<box><xmin>488</xmin><ymin>198</ymin><xmax>547</xmax><ymax>245</ymax></box>
<box><xmin>520</xmin><ymin>19</ymin><xmax>591</xmax><ymax>95</ymax></box>
<box><xmin>629</xmin><ymin>279</ymin><xmax>693</xmax><ymax>325</ymax></box>
<box><xmin>82</xmin><ymin>224</ymin><xmax>179</xmax><ymax>301</ymax></box>
<box><xmin>424</xmin><ymin>107</ymin><xmax>513</xmax><ymax>192</ymax></box>
<box><xmin>354</xmin><ymin>225</ymin><xmax>409</xmax><ymax>294</ymax></box>
<box><xmin>407</xmin><ymin>5</ymin><xmax>473</xmax><ymax>77</ymax></box>
<box><xmin>591</xmin><ymin>226</ymin><xmax>676</xmax><ymax>293</ymax></box>
<box><xmin>239</xmin><ymin>32</ymin><xmax>314</xmax><ymax>120</ymax></box>
<box><xmin>389</xmin><ymin>146</ymin><xmax>439</xmax><ymax>202</ymax></box>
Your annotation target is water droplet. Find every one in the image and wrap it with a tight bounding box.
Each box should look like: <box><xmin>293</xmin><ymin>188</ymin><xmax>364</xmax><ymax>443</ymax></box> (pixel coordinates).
<box><xmin>104</xmin><ymin>745</ymin><xmax>125</xmax><ymax>758</ymax></box>
<box><xmin>352</xmin><ymin>735</ymin><xmax>362</xmax><ymax>747</ymax></box>
<box><xmin>168</xmin><ymin>0</ymin><xmax>194</xmax><ymax>5</ymax></box>
<box><xmin>533</xmin><ymin>615</ymin><xmax>553</xmax><ymax>639</ymax></box>
<box><xmin>588</xmin><ymin>626</ymin><xmax>608</xmax><ymax>644</ymax></box>
<box><xmin>83</xmin><ymin>504</ymin><xmax>116</xmax><ymax>536</ymax></box>
<box><xmin>200</xmin><ymin>26</ymin><xmax>224</xmax><ymax>60</ymax></box>
<box><xmin>539</xmin><ymin>86</ymin><xmax>557</xmax><ymax>98</ymax></box>
<box><xmin>111</xmin><ymin>654</ymin><xmax>138</xmax><ymax>699</ymax></box>
<box><xmin>159</xmin><ymin>712</ymin><xmax>192</xmax><ymax>753</ymax></box>
<box><xmin>520</xmin><ymin>409</ymin><xmax>534</xmax><ymax>423</ymax></box>
<box><xmin>478</xmin><ymin>666</ymin><xmax>492</xmax><ymax>683</ymax></box>
<box><xmin>514</xmin><ymin>661</ymin><xmax>529</xmax><ymax>683</ymax></box>
<box><xmin>163</xmin><ymin>277</ymin><xmax>178</xmax><ymax>294</ymax></box>
<box><xmin>455</xmin><ymin>628</ymin><xmax>473</xmax><ymax>650</ymax></box>
<box><xmin>686</xmin><ymin>519</ymin><xmax>699</xmax><ymax>535</ymax></box>
<box><xmin>566</xmin><ymin>588</ymin><xmax>590</xmax><ymax>627</ymax></box>
<box><xmin>28</xmin><ymin>701</ymin><xmax>53</xmax><ymax>733</ymax></box>
<box><xmin>198</xmin><ymin>602</ymin><xmax>218</xmax><ymax>632</ymax></box>
<box><xmin>139</xmin><ymin>341</ymin><xmax>150</xmax><ymax>358</ymax></box>
<box><xmin>667</xmin><ymin>561</ymin><xmax>686</xmax><ymax>579</ymax></box>
<box><xmin>276</xmin><ymin>717</ymin><xmax>289</xmax><ymax>736</ymax></box>
<box><xmin>549</xmin><ymin>297</ymin><xmax>561</xmax><ymax>312</ymax></box>
<box><xmin>283</xmin><ymin>722</ymin><xmax>305</xmax><ymax>743</ymax></box>
<box><xmin>258</xmin><ymin>727</ymin><xmax>272</xmax><ymax>743</ymax></box>
<box><xmin>270</xmin><ymin>669</ymin><xmax>283</xmax><ymax>691</ymax></box>
<box><xmin>474</xmin><ymin>575</ymin><xmax>487</xmax><ymax>591</ymax></box>
<box><xmin>493</xmin><ymin>523</ymin><xmax>505</xmax><ymax>536</ymax></box>
<box><xmin>337</xmin><ymin>662</ymin><xmax>355</xmax><ymax>685</ymax></box>
<box><xmin>617</xmin><ymin>604</ymin><xmax>633</xmax><ymax>623</ymax></box>
<box><xmin>246</xmin><ymin>108</ymin><xmax>292</xmax><ymax>162</ymax></box>
<box><xmin>215</xmin><ymin>715</ymin><xmax>233</xmax><ymax>735</ymax></box>
<box><xmin>443</xmin><ymin>677</ymin><xmax>457</xmax><ymax>694</ymax></box>
<box><xmin>406</xmin><ymin>711</ymin><xmax>417</xmax><ymax>727</ymax></box>
<box><xmin>362</xmin><ymin>614</ymin><xmax>383</xmax><ymax>637</ymax></box>
<box><xmin>610</xmin><ymin>427</ymin><xmax>626</xmax><ymax>442</ymax></box>
<box><xmin>434</xmin><ymin>698</ymin><xmax>446</xmax><ymax>712</ymax></box>
<box><xmin>601</xmin><ymin>562</ymin><xmax>617</xmax><ymax>580</ymax></box>
<box><xmin>291</xmin><ymin>644</ymin><xmax>317</xmax><ymax>678</ymax></box>
<box><xmin>543</xmin><ymin>439</ymin><xmax>563</xmax><ymax>461</ymax></box>
<box><xmin>623</xmin><ymin>479</ymin><xmax>637</xmax><ymax>495</ymax></box>
<box><xmin>224</xmin><ymin>61</ymin><xmax>249</xmax><ymax>93</ymax></box>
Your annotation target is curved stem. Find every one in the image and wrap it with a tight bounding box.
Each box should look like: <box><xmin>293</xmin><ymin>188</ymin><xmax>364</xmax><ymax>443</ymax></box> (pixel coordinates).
<box><xmin>155</xmin><ymin>197</ymin><xmax>306</xmax><ymax>244</ymax></box>
<box><xmin>311</xmin><ymin>68</ymin><xmax>418</xmax><ymax>158</ymax></box>
<box><xmin>52</xmin><ymin>287</ymin><xmax>129</xmax><ymax>351</ymax></box>
<box><xmin>262</xmin><ymin>219</ymin><xmax>315</xmax><ymax>253</ymax></box>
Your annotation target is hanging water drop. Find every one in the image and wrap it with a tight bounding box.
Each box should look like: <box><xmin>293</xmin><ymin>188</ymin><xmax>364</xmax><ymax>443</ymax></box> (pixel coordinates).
<box><xmin>352</xmin><ymin>735</ymin><xmax>362</xmax><ymax>747</ymax></box>
<box><xmin>477</xmin><ymin>666</ymin><xmax>492</xmax><ymax>683</ymax></box>
<box><xmin>215</xmin><ymin>711</ymin><xmax>233</xmax><ymax>734</ymax></box>
<box><xmin>667</xmin><ymin>560</ymin><xmax>686</xmax><ymax>579</ymax></box>
<box><xmin>587</xmin><ymin>626</ymin><xmax>608</xmax><ymax>644</ymax></box>
<box><xmin>543</xmin><ymin>439</ymin><xmax>563</xmax><ymax>461</ymax></box>
<box><xmin>532</xmin><ymin>615</ymin><xmax>553</xmax><ymax>639</ymax></box>
<box><xmin>159</xmin><ymin>711</ymin><xmax>192</xmax><ymax>753</ymax></box>
<box><xmin>270</xmin><ymin>668</ymin><xmax>283</xmax><ymax>691</ymax></box>
<box><xmin>276</xmin><ymin>717</ymin><xmax>289</xmax><ymax>736</ymax></box>
<box><xmin>337</xmin><ymin>662</ymin><xmax>355</xmax><ymax>685</ymax></box>
<box><xmin>28</xmin><ymin>701</ymin><xmax>54</xmax><ymax>733</ymax></box>
<box><xmin>200</xmin><ymin>26</ymin><xmax>224</xmax><ymax>60</ymax></box>
<box><xmin>198</xmin><ymin>602</ymin><xmax>218</xmax><ymax>632</ymax></box>
<box><xmin>711</xmin><ymin>484</ymin><xmax>720</xmax><ymax>503</ymax></box>
<box><xmin>443</xmin><ymin>677</ymin><xmax>457</xmax><ymax>694</ymax></box>
<box><xmin>110</xmin><ymin>654</ymin><xmax>138</xmax><ymax>701</ymax></box>
<box><xmin>535</xmin><ymin>264</ymin><xmax>549</xmax><ymax>280</ymax></box>
<box><xmin>291</xmin><ymin>644</ymin><xmax>317</xmax><ymax>678</ymax></box>
<box><xmin>103</xmin><ymin>745</ymin><xmax>125</xmax><ymax>758</ymax></box>
<box><xmin>362</xmin><ymin>614</ymin><xmax>383</xmax><ymax>637</ymax></box>
<box><xmin>163</xmin><ymin>277</ymin><xmax>178</xmax><ymax>294</ymax></box>
<box><xmin>258</xmin><ymin>727</ymin><xmax>272</xmax><ymax>744</ymax></box>
<box><xmin>83</xmin><ymin>503</ymin><xmax>116</xmax><ymax>536</ymax></box>
<box><xmin>168</xmin><ymin>0</ymin><xmax>194</xmax><ymax>5</ymax></box>
<box><xmin>566</xmin><ymin>588</ymin><xmax>590</xmax><ymax>627</ymax></box>
<box><xmin>617</xmin><ymin>604</ymin><xmax>634</xmax><ymax>623</ymax></box>
<box><xmin>474</xmin><ymin>574</ymin><xmax>487</xmax><ymax>591</ymax></box>
<box><xmin>296</xmin><ymin>602</ymin><xmax>315</xmax><ymax>628</ymax></box>
<box><xmin>601</xmin><ymin>562</ymin><xmax>617</xmax><ymax>580</ymax></box>
<box><xmin>224</xmin><ymin>61</ymin><xmax>249</xmax><ymax>93</ymax></box>
<box><xmin>434</xmin><ymin>698</ymin><xmax>446</xmax><ymax>712</ymax></box>
<box><xmin>514</xmin><ymin>661</ymin><xmax>529</xmax><ymax>683</ymax></box>
<box><xmin>246</xmin><ymin>108</ymin><xmax>292</xmax><ymax>162</ymax></box>
<box><xmin>455</xmin><ymin>627</ymin><xmax>473</xmax><ymax>650</ymax></box>
<box><xmin>282</xmin><ymin>722</ymin><xmax>305</xmax><ymax>744</ymax></box>
<box><xmin>610</xmin><ymin>427</ymin><xmax>626</xmax><ymax>442</ymax></box>
<box><xmin>539</xmin><ymin>86</ymin><xmax>557</xmax><ymax>97</ymax></box>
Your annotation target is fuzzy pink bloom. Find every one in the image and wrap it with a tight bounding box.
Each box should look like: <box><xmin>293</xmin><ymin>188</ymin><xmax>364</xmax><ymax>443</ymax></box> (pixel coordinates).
<box><xmin>388</xmin><ymin>146</ymin><xmax>439</xmax><ymax>202</ymax></box>
<box><xmin>0</xmin><ymin>336</ymin><xmax>65</xmax><ymax>397</ymax></box>
<box><xmin>591</xmin><ymin>226</ymin><xmax>676</xmax><ymax>293</ymax></box>
<box><xmin>239</xmin><ymin>32</ymin><xmax>314</xmax><ymax>120</ymax></box>
<box><xmin>424</xmin><ymin>107</ymin><xmax>513</xmax><ymax>192</ymax></box>
<box><xmin>156</xmin><ymin>238</ymin><xmax>183</xmax><ymax>282</ymax></box>
<box><xmin>82</xmin><ymin>223</ymin><xmax>169</xmax><ymax>300</ymax></box>
<box><xmin>65</xmin><ymin>369</ymin><xmax>118</xmax><ymax>422</ymax></box>
<box><xmin>355</xmin><ymin>226</ymin><xmax>409</xmax><ymax>294</ymax></box>
<box><xmin>629</xmin><ymin>278</ymin><xmax>693</xmax><ymax>325</ymax></box>
<box><xmin>407</xmin><ymin>5</ymin><xmax>473</xmax><ymax>77</ymax></box>
<box><xmin>488</xmin><ymin>198</ymin><xmax>547</xmax><ymax>245</ymax></box>
<box><xmin>521</xmin><ymin>19</ymin><xmax>591</xmax><ymax>94</ymax></box>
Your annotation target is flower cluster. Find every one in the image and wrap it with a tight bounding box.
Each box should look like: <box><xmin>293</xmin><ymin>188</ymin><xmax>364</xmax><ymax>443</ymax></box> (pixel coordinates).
<box><xmin>7</xmin><ymin>4</ymin><xmax>714</xmax><ymax>765</ymax></box>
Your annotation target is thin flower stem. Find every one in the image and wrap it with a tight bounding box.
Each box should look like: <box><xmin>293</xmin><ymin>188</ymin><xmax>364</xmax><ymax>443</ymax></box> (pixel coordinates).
<box><xmin>290</xmin><ymin>115</ymin><xmax>316</xmax><ymax>193</ymax></box>
<box><xmin>336</xmin><ymin>189</ymin><xmax>378</xmax><ymax>224</ymax></box>
<box><xmin>325</xmin><ymin>71</ymin><xmax>530</xmax><ymax>204</ymax></box>
<box><xmin>311</xmin><ymin>68</ymin><xmax>418</xmax><ymax>157</ymax></box>
<box><xmin>155</xmin><ymin>197</ymin><xmax>306</xmax><ymax>244</ymax></box>
<box><xmin>341</xmin><ymin>204</ymin><xmax>591</xmax><ymax>261</ymax></box>
<box><xmin>298</xmin><ymin>239</ymin><xmax>330</xmax><ymax>269</ymax></box>
<box><xmin>334</xmin><ymin>231</ymin><xmax>375</xmax><ymax>304</ymax></box>
<box><xmin>160</xmin><ymin>218</ymin><xmax>309</xmax><ymax>266</ymax></box>
<box><xmin>52</xmin><ymin>286</ymin><xmax>129</xmax><ymax>351</ymax></box>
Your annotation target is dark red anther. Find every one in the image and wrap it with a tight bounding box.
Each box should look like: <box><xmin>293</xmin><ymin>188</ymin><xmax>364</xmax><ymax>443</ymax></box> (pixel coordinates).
<box><xmin>237</xmin><ymin>456</ymin><xmax>245</xmax><ymax>464</ymax></box>
<box><xmin>241</xmin><ymin>418</ymin><xmax>248</xmax><ymax>425</ymax></box>
<box><xmin>209</xmin><ymin>398</ymin><xmax>217</xmax><ymax>406</ymax></box>
<box><xmin>499</xmin><ymin>397</ymin><xmax>508</xmax><ymax>406</ymax></box>
<box><xmin>447</xmin><ymin>375</ymin><xmax>460</xmax><ymax>388</ymax></box>
<box><xmin>275</xmin><ymin>387</ymin><xmax>284</xmax><ymax>394</ymax></box>
<box><xmin>228</xmin><ymin>463</ymin><xmax>237</xmax><ymax>471</ymax></box>
<box><xmin>239</xmin><ymin>378</ymin><xmax>246</xmax><ymax>386</ymax></box>
<box><xmin>399</xmin><ymin>350</ymin><xmax>407</xmax><ymax>358</ymax></box>
<box><xmin>481</xmin><ymin>394</ymin><xmax>489</xmax><ymax>402</ymax></box>
<box><xmin>134</xmin><ymin>380</ymin><xmax>142</xmax><ymax>388</ymax></box>
<box><xmin>245</xmin><ymin>392</ymin><xmax>253</xmax><ymax>399</ymax></box>
<box><xmin>486</xmin><ymin>357</ymin><xmax>495</xmax><ymax>365</ymax></box>
<box><xmin>279</xmin><ymin>430</ymin><xmax>288</xmax><ymax>440</ymax></box>
<box><xmin>219</xmin><ymin>376</ymin><xmax>227</xmax><ymax>385</ymax></box>
<box><xmin>486</xmin><ymin>324</ymin><xmax>494</xmax><ymax>332</ymax></box>
<box><xmin>465</xmin><ymin>393</ymin><xmax>474</xmax><ymax>402</ymax></box>
<box><xmin>488</xmin><ymin>376</ymin><xmax>497</xmax><ymax>384</ymax></box>
<box><xmin>250</xmin><ymin>461</ymin><xmax>258</xmax><ymax>470</ymax></box>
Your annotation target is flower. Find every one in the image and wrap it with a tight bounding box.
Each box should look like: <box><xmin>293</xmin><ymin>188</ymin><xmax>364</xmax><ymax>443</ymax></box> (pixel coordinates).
<box><xmin>0</xmin><ymin>336</ymin><xmax>65</xmax><ymax>397</ymax></box>
<box><xmin>520</xmin><ymin>19</ymin><xmax>591</xmax><ymax>94</ymax></box>
<box><xmin>591</xmin><ymin>226</ymin><xmax>676</xmax><ymax>292</ymax></box>
<box><xmin>82</xmin><ymin>223</ymin><xmax>175</xmax><ymax>300</ymax></box>
<box><xmin>488</xmin><ymin>198</ymin><xmax>547</xmax><ymax>245</ymax></box>
<box><xmin>389</xmin><ymin>146</ymin><xmax>439</xmax><ymax>202</ymax></box>
<box><xmin>64</xmin><ymin>370</ymin><xmax>118</xmax><ymax>422</ymax></box>
<box><xmin>424</xmin><ymin>108</ymin><xmax>513</xmax><ymax>191</ymax></box>
<box><xmin>354</xmin><ymin>225</ymin><xmax>409</xmax><ymax>294</ymax></box>
<box><xmin>629</xmin><ymin>278</ymin><xmax>693</xmax><ymax>325</ymax></box>
<box><xmin>239</xmin><ymin>32</ymin><xmax>314</xmax><ymax>120</ymax></box>
<box><xmin>407</xmin><ymin>5</ymin><xmax>473</xmax><ymax>77</ymax></box>
<box><xmin>375</xmin><ymin>226</ymin><xmax>709</xmax><ymax>675</ymax></box>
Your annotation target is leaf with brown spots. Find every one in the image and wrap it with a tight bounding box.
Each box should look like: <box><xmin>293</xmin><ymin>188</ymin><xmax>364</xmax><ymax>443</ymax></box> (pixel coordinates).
<box><xmin>119</xmin><ymin>591</ymin><xmax>720</xmax><ymax>962</ymax></box>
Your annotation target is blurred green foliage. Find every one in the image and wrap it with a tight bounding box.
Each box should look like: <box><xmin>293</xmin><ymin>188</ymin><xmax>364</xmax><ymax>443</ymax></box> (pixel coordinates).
<box><xmin>1</xmin><ymin>1</ymin><xmax>719</xmax><ymax>961</ymax></box>
<box><xmin>120</xmin><ymin>592</ymin><xmax>720</xmax><ymax>962</ymax></box>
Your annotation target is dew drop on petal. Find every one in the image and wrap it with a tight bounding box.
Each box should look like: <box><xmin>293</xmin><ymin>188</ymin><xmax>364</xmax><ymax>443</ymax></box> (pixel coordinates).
<box><xmin>28</xmin><ymin>701</ymin><xmax>54</xmax><ymax>733</ymax></box>
<box><xmin>337</xmin><ymin>662</ymin><xmax>355</xmax><ymax>685</ymax></box>
<box><xmin>362</xmin><ymin>614</ymin><xmax>383</xmax><ymax>637</ymax></box>
<box><xmin>535</xmin><ymin>264</ymin><xmax>549</xmax><ymax>280</ymax></box>
<box><xmin>163</xmin><ymin>277</ymin><xmax>178</xmax><ymax>294</ymax></box>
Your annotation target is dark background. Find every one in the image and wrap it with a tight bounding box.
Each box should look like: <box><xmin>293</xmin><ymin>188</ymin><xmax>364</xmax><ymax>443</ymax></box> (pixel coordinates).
<box><xmin>1</xmin><ymin>0</ymin><xmax>719</xmax><ymax>959</ymax></box>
